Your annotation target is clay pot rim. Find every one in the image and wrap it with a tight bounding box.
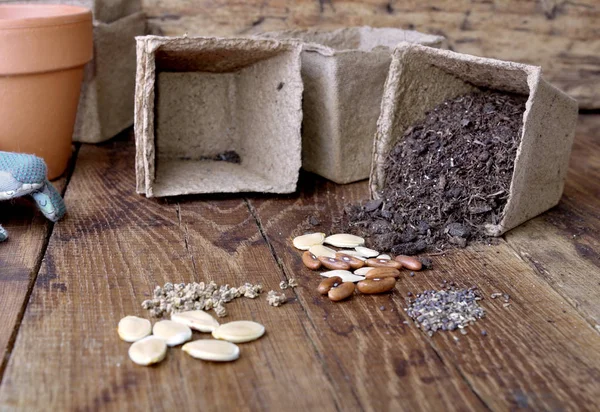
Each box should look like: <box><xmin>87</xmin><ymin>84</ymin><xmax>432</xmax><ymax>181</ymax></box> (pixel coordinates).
<box><xmin>0</xmin><ymin>4</ymin><xmax>91</xmax><ymax>30</ymax></box>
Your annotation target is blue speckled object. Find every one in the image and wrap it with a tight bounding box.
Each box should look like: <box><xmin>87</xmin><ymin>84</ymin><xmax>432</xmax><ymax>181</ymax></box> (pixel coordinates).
<box><xmin>0</xmin><ymin>151</ymin><xmax>66</xmax><ymax>242</ymax></box>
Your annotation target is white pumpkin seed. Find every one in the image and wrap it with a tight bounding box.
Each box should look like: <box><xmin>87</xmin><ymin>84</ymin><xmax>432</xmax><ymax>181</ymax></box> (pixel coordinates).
<box><xmin>212</xmin><ymin>320</ymin><xmax>265</xmax><ymax>343</ymax></box>
<box><xmin>171</xmin><ymin>310</ymin><xmax>220</xmax><ymax>333</ymax></box>
<box><xmin>118</xmin><ymin>316</ymin><xmax>152</xmax><ymax>342</ymax></box>
<box><xmin>377</xmin><ymin>254</ymin><xmax>392</xmax><ymax>260</ymax></box>
<box><xmin>293</xmin><ymin>233</ymin><xmax>325</xmax><ymax>250</ymax></box>
<box><xmin>355</xmin><ymin>246</ymin><xmax>379</xmax><ymax>258</ymax></box>
<box><xmin>324</xmin><ymin>234</ymin><xmax>365</xmax><ymax>248</ymax></box>
<box><xmin>308</xmin><ymin>244</ymin><xmax>337</xmax><ymax>258</ymax></box>
<box><xmin>152</xmin><ymin>320</ymin><xmax>192</xmax><ymax>346</ymax></box>
<box><xmin>354</xmin><ymin>267</ymin><xmax>375</xmax><ymax>276</ymax></box>
<box><xmin>128</xmin><ymin>336</ymin><xmax>167</xmax><ymax>366</ymax></box>
<box><xmin>320</xmin><ymin>270</ymin><xmax>365</xmax><ymax>283</ymax></box>
<box><xmin>182</xmin><ymin>339</ymin><xmax>240</xmax><ymax>362</ymax></box>
<box><xmin>337</xmin><ymin>250</ymin><xmax>367</xmax><ymax>260</ymax></box>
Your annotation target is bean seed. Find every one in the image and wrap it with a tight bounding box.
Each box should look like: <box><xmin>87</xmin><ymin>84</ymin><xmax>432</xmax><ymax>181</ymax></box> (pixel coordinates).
<box><xmin>335</xmin><ymin>253</ymin><xmax>365</xmax><ymax>269</ymax></box>
<box><xmin>328</xmin><ymin>282</ymin><xmax>355</xmax><ymax>301</ymax></box>
<box><xmin>357</xmin><ymin>277</ymin><xmax>396</xmax><ymax>294</ymax></box>
<box><xmin>212</xmin><ymin>320</ymin><xmax>265</xmax><ymax>343</ymax></box>
<box><xmin>302</xmin><ymin>251</ymin><xmax>322</xmax><ymax>270</ymax></box>
<box><xmin>293</xmin><ymin>233</ymin><xmax>325</xmax><ymax>250</ymax></box>
<box><xmin>355</xmin><ymin>246</ymin><xmax>379</xmax><ymax>258</ymax></box>
<box><xmin>324</xmin><ymin>233</ymin><xmax>364</xmax><ymax>248</ymax></box>
<box><xmin>320</xmin><ymin>270</ymin><xmax>365</xmax><ymax>283</ymax></box>
<box><xmin>317</xmin><ymin>276</ymin><xmax>343</xmax><ymax>295</ymax></box>
<box><xmin>182</xmin><ymin>339</ymin><xmax>240</xmax><ymax>362</ymax></box>
<box><xmin>365</xmin><ymin>267</ymin><xmax>400</xmax><ymax>279</ymax></box>
<box><xmin>118</xmin><ymin>316</ymin><xmax>152</xmax><ymax>342</ymax></box>
<box><xmin>318</xmin><ymin>256</ymin><xmax>351</xmax><ymax>270</ymax></box>
<box><xmin>366</xmin><ymin>258</ymin><xmax>402</xmax><ymax>269</ymax></box>
<box><xmin>394</xmin><ymin>255</ymin><xmax>423</xmax><ymax>271</ymax></box>
<box><xmin>308</xmin><ymin>244</ymin><xmax>337</xmax><ymax>258</ymax></box>
<box><xmin>128</xmin><ymin>336</ymin><xmax>167</xmax><ymax>366</ymax></box>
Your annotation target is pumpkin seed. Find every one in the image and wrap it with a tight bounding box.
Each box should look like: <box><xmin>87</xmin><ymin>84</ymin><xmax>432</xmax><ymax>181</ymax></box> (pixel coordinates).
<box><xmin>128</xmin><ymin>336</ymin><xmax>167</xmax><ymax>366</ymax></box>
<box><xmin>118</xmin><ymin>316</ymin><xmax>152</xmax><ymax>343</ymax></box>
<box><xmin>152</xmin><ymin>320</ymin><xmax>192</xmax><ymax>346</ymax></box>
<box><xmin>324</xmin><ymin>234</ymin><xmax>364</xmax><ymax>248</ymax></box>
<box><xmin>171</xmin><ymin>310</ymin><xmax>220</xmax><ymax>333</ymax></box>
<box><xmin>212</xmin><ymin>320</ymin><xmax>265</xmax><ymax>343</ymax></box>
<box><xmin>308</xmin><ymin>244</ymin><xmax>337</xmax><ymax>258</ymax></box>
<box><xmin>293</xmin><ymin>233</ymin><xmax>325</xmax><ymax>250</ymax></box>
<box><xmin>353</xmin><ymin>267</ymin><xmax>375</xmax><ymax>276</ymax></box>
<box><xmin>355</xmin><ymin>246</ymin><xmax>379</xmax><ymax>258</ymax></box>
<box><xmin>182</xmin><ymin>339</ymin><xmax>240</xmax><ymax>362</ymax></box>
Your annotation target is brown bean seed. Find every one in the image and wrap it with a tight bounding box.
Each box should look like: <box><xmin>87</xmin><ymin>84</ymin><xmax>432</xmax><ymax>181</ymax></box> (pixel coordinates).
<box><xmin>318</xmin><ymin>256</ymin><xmax>351</xmax><ymax>270</ymax></box>
<box><xmin>302</xmin><ymin>251</ymin><xmax>322</xmax><ymax>270</ymax></box>
<box><xmin>335</xmin><ymin>253</ymin><xmax>365</xmax><ymax>269</ymax></box>
<box><xmin>328</xmin><ymin>282</ymin><xmax>355</xmax><ymax>301</ymax></box>
<box><xmin>365</xmin><ymin>258</ymin><xmax>402</xmax><ymax>269</ymax></box>
<box><xmin>394</xmin><ymin>255</ymin><xmax>423</xmax><ymax>271</ymax></box>
<box><xmin>365</xmin><ymin>267</ymin><xmax>400</xmax><ymax>280</ymax></box>
<box><xmin>357</xmin><ymin>277</ymin><xmax>396</xmax><ymax>294</ymax></box>
<box><xmin>317</xmin><ymin>276</ymin><xmax>343</xmax><ymax>295</ymax></box>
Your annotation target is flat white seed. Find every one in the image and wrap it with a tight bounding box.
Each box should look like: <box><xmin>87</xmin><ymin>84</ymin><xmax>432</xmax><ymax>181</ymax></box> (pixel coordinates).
<box><xmin>337</xmin><ymin>250</ymin><xmax>367</xmax><ymax>260</ymax></box>
<box><xmin>128</xmin><ymin>336</ymin><xmax>167</xmax><ymax>366</ymax></box>
<box><xmin>377</xmin><ymin>254</ymin><xmax>392</xmax><ymax>260</ymax></box>
<box><xmin>293</xmin><ymin>233</ymin><xmax>325</xmax><ymax>250</ymax></box>
<box><xmin>212</xmin><ymin>320</ymin><xmax>265</xmax><ymax>343</ymax></box>
<box><xmin>182</xmin><ymin>339</ymin><xmax>240</xmax><ymax>362</ymax></box>
<box><xmin>171</xmin><ymin>310</ymin><xmax>220</xmax><ymax>333</ymax></box>
<box><xmin>354</xmin><ymin>267</ymin><xmax>375</xmax><ymax>276</ymax></box>
<box><xmin>355</xmin><ymin>246</ymin><xmax>379</xmax><ymax>258</ymax></box>
<box><xmin>153</xmin><ymin>320</ymin><xmax>192</xmax><ymax>346</ymax></box>
<box><xmin>320</xmin><ymin>270</ymin><xmax>365</xmax><ymax>283</ymax></box>
<box><xmin>118</xmin><ymin>316</ymin><xmax>152</xmax><ymax>342</ymax></box>
<box><xmin>308</xmin><ymin>244</ymin><xmax>337</xmax><ymax>258</ymax></box>
<box><xmin>324</xmin><ymin>234</ymin><xmax>365</xmax><ymax>248</ymax></box>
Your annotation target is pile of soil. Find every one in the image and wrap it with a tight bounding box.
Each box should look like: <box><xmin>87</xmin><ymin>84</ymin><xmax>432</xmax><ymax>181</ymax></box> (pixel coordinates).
<box><xmin>344</xmin><ymin>90</ymin><xmax>528</xmax><ymax>254</ymax></box>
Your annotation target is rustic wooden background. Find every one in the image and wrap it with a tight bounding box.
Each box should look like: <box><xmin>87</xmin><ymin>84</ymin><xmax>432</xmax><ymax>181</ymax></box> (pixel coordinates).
<box><xmin>141</xmin><ymin>0</ymin><xmax>600</xmax><ymax>109</ymax></box>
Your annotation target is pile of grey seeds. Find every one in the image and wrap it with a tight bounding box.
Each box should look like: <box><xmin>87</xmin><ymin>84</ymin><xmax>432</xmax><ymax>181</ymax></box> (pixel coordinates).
<box><xmin>405</xmin><ymin>286</ymin><xmax>485</xmax><ymax>336</ymax></box>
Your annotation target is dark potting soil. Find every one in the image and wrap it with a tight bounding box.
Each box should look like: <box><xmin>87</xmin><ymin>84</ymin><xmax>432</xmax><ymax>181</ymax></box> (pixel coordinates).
<box><xmin>344</xmin><ymin>90</ymin><xmax>528</xmax><ymax>254</ymax></box>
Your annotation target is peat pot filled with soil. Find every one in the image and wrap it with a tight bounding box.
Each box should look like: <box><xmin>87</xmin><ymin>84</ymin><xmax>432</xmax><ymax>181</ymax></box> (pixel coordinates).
<box><xmin>346</xmin><ymin>43</ymin><xmax>578</xmax><ymax>255</ymax></box>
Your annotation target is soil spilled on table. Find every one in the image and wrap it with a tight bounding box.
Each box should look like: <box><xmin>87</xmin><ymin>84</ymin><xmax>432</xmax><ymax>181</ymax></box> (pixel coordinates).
<box><xmin>343</xmin><ymin>89</ymin><xmax>528</xmax><ymax>254</ymax></box>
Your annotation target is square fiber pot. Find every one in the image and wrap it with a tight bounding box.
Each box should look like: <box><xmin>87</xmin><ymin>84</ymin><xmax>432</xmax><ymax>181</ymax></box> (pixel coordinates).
<box><xmin>135</xmin><ymin>36</ymin><xmax>303</xmax><ymax>197</ymax></box>
<box><xmin>371</xmin><ymin>42</ymin><xmax>579</xmax><ymax>236</ymax></box>
<box><xmin>74</xmin><ymin>12</ymin><xmax>146</xmax><ymax>143</ymax></box>
<box><xmin>259</xmin><ymin>27</ymin><xmax>445</xmax><ymax>184</ymax></box>
<box><xmin>6</xmin><ymin>0</ymin><xmax>141</xmax><ymax>23</ymax></box>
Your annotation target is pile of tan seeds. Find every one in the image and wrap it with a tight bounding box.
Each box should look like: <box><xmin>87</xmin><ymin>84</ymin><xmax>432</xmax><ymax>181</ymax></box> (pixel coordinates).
<box><xmin>118</xmin><ymin>311</ymin><xmax>266</xmax><ymax>366</ymax></box>
<box><xmin>293</xmin><ymin>232</ymin><xmax>423</xmax><ymax>302</ymax></box>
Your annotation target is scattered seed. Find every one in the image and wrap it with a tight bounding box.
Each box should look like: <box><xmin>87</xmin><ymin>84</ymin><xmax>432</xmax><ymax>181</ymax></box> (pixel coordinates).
<box><xmin>279</xmin><ymin>280</ymin><xmax>289</xmax><ymax>290</ymax></box>
<box><xmin>379</xmin><ymin>306</ymin><xmax>386</xmax><ymax>311</ymax></box>
<box><xmin>153</xmin><ymin>320</ymin><xmax>192</xmax><ymax>346</ymax></box>
<box><xmin>182</xmin><ymin>339</ymin><xmax>240</xmax><ymax>362</ymax></box>
<box><xmin>128</xmin><ymin>336</ymin><xmax>167</xmax><ymax>366</ymax></box>
<box><xmin>267</xmin><ymin>290</ymin><xmax>287</xmax><ymax>307</ymax></box>
<box><xmin>308</xmin><ymin>244</ymin><xmax>337</xmax><ymax>258</ymax></box>
<box><xmin>503</xmin><ymin>303</ymin><xmax>511</xmax><ymax>308</ymax></box>
<box><xmin>288</xmin><ymin>278</ymin><xmax>298</xmax><ymax>288</ymax></box>
<box><xmin>212</xmin><ymin>321</ymin><xmax>266</xmax><ymax>343</ymax></box>
<box><xmin>355</xmin><ymin>246</ymin><xmax>379</xmax><ymax>258</ymax></box>
<box><xmin>409</xmin><ymin>272</ymin><xmax>415</xmax><ymax>277</ymax></box>
<box><xmin>171</xmin><ymin>310</ymin><xmax>220</xmax><ymax>333</ymax></box>
<box><xmin>118</xmin><ymin>316</ymin><xmax>152</xmax><ymax>343</ymax></box>
<box><xmin>320</xmin><ymin>270</ymin><xmax>365</xmax><ymax>283</ymax></box>
<box><xmin>481</xmin><ymin>330</ymin><xmax>488</xmax><ymax>336</ymax></box>
<box><xmin>293</xmin><ymin>233</ymin><xmax>325</xmax><ymax>250</ymax></box>
<box><xmin>490</xmin><ymin>292</ymin><xmax>503</xmax><ymax>299</ymax></box>
<box><xmin>324</xmin><ymin>233</ymin><xmax>365</xmax><ymax>248</ymax></box>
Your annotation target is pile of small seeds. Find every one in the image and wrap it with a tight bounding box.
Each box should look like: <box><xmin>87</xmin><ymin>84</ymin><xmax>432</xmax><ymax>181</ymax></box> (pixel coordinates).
<box><xmin>119</xmin><ymin>311</ymin><xmax>266</xmax><ymax>366</ymax></box>
<box><xmin>142</xmin><ymin>281</ymin><xmax>264</xmax><ymax>318</ymax></box>
<box><xmin>293</xmin><ymin>232</ymin><xmax>425</xmax><ymax>302</ymax></box>
<box><xmin>405</xmin><ymin>286</ymin><xmax>485</xmax><ymax>336</ymax></box>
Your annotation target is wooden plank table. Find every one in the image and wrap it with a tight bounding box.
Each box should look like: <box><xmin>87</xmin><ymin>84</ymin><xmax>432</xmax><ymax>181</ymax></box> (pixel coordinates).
<box><xmin>0</xmin><ymin>115</ymin><xmax>598</xmax><ymax>411</ymax></box>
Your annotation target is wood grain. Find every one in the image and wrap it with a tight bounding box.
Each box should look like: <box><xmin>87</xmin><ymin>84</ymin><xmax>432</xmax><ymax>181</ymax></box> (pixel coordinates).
<box><xmin>505</xmin><ymin>114</ymin><xmax>600</xmax><ymax>328</ymax></box>
<box><xmin>246</xmin><ymin>172</ymin><xmax>600</xmax><ymax>410</ymax></box>
<box><xmin>0</xmin><ymin>136</ymin><xmax>340</xmax><ymax>411</ymax></box>
<box><xmin>0</xmin><ymin>171</ymin><xmax>67</xmax><ymax>376</ymax></box>
<box><xmin>141</xmin><ymin>0</ymin><xmax>600</xmax><ymax>108</ymax></box>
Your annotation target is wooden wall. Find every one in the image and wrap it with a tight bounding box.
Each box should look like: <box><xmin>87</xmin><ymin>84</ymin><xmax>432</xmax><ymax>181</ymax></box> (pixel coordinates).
<box><xmin>142</xmin><ymin>0</ymin><xmax>600</xmax><ymax>109</ymax></box>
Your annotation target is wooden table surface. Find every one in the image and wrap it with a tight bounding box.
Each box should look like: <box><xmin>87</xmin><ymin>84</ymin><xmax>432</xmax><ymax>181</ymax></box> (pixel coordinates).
<box><xmin>0</xmin><ymin>115</ymin><xmax>598</xmax><ymax>411</ymax></box>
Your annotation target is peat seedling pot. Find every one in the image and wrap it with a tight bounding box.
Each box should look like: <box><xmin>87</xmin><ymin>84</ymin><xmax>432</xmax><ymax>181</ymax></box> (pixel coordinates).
<box><xmin>0</xmin><ymin>4</ymin><xmax>93</xmax><ymax>180</ymax></box>
<box><xmin>135</xmin><ymin>36</ymin><xmax>303</xmax><ymax>197</ymax></box>
<box><xmin>260</xmin><ymin>27</ymin><xmax>445</xmax><ymax>184</ymax></box>
<box><xmin>371</xmin><ymin>43</ymin><xmax>578</xmax><ymax>237</ymax></box>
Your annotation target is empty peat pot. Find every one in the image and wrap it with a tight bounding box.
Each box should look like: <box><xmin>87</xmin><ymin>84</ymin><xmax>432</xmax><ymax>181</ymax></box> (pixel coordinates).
<box><xmin>0</xmin><ymin>5</ymin><xmax>93</xmax><ymax>179</ymax></box>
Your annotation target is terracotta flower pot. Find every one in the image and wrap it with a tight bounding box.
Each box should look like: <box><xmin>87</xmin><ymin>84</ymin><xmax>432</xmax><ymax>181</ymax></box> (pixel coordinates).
<box><xmin>0</xmin><ymin>5</ymin><xmax>93</xmax><ymax>179</ymax></box>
